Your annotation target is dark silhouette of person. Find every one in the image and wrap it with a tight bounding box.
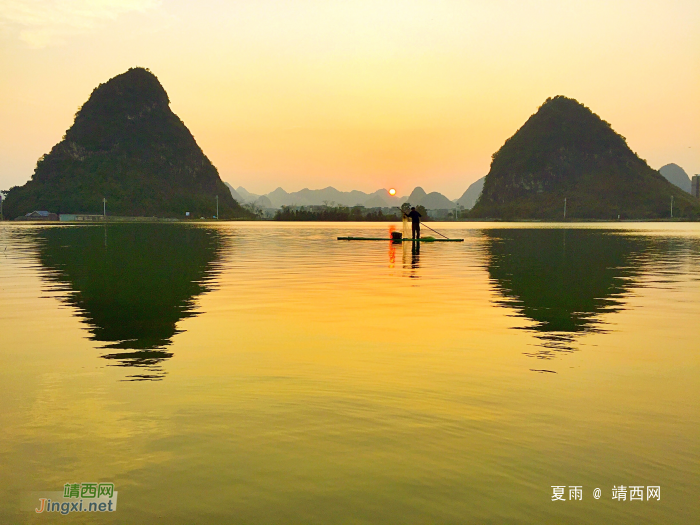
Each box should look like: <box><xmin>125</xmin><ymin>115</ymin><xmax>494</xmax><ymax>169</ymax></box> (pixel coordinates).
<box><xmin>407</xmin><ymin>207</ymin><xmax>421</xmax><ymax>239</ymax></box>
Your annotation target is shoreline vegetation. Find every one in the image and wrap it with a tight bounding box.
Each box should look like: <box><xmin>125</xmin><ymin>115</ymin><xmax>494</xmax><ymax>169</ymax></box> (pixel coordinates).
<box><xmin>272</xmin><ymin>204</ymin><xmax>430</xmax><ymax>221</ymax></box>
<box><xmin>7</xmin><ymin>212</ymin><xmax>699</xmax><ymax>223</ymax></box>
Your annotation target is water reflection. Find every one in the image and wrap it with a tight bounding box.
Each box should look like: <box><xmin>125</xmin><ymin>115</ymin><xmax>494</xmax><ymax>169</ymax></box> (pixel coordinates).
<box><xmin>483</xmin><ymin>229</ymin><xmax>650</xmax><ymax>357</ymax></box>
<box><xmin>33</xmin><ymin>224</ymin><xmax>224</xmax><ymax>380</ymax></box>
<box><xmin>393</xmin><ymin>239</ymin><xmax>420</xmax><ymax>278</ymax></box>
<box><xmin>386</xmin><ymin>224</ymin><xmax>421</xmax><ymax>278</ymax></box>
<box><xmin>408</xmin><ymin>241</ymin><xmax>420</xmax><ymax>278</ymax></box>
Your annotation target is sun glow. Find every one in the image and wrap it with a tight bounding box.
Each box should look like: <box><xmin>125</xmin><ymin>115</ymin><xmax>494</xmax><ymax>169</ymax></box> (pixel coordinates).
<box><xmin>389</xmin><ymin>188</ymin><xmax>396</xmax><ymax>196</ymax></box>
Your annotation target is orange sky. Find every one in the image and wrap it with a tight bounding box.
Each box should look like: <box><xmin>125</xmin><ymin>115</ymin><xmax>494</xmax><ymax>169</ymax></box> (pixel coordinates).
<box><xmin>1</xmin><ymin>0</ymin><xmax>699</xmax><ymax>198</ymax></box>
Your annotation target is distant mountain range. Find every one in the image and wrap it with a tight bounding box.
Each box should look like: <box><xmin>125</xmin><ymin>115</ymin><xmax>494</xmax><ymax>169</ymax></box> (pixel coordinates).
<box><xmin>227</xmin><ymin>159</ymin><xmax>698</xmax><ymax>215</ymax></box>
<box><xmin>225</xmin><ymin>184</ymin><xmax>462</xmax><ymax>210</ymax></box>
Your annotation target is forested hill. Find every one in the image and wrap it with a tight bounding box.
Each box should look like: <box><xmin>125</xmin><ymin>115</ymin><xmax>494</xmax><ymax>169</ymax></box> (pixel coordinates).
<box><xmin>4</xmin><ymin>68</ymin><xmax>250</xmax><ymax>219</ymax></box>
<box><xmin>469</xmin><ymin>96</ymin><xmax>699</xmax><ymax>219</ymax></box>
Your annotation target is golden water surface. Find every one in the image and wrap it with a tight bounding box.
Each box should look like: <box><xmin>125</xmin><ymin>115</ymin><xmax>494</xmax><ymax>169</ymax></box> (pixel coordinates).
<box><xmin>0</xmin><ymin>222</ymin><xmax>698</xmax><ymax>524</ymax></box>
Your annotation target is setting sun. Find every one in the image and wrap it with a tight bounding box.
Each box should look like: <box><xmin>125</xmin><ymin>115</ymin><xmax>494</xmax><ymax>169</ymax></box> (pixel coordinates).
<box><xmin>389</xmin><ymin>188</ymin><xmax>396</xmax><ymax>196</ymax></box>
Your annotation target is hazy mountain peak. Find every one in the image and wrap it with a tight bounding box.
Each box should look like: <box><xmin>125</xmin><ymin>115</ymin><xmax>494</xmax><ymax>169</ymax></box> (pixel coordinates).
<box><xmin>225</xmin><ymin>182</ymin><xmax>244</xmax><ymax>203</ymax></box>
<box><xmin>658</xmin><ymin>163</ymin><xmax>691</xmax><ymax>193</ymax></box>
<box><xmin>232</xmin><ymin>186</ymin><xmax>260</xmax><ymax>203</ymax></box>
<box><xmin>418</xmin><ymin>192</ymin><xmax>454</xmax><ymax>209</ymax></box>
<box><xmin>407</xmin><ymin>187</ymin><xmax>428</xmax><ymax>204</ymax></box>
<box><xmin>456</xmin><ymin>177</ymin><xmax>485</xmax><ymax>209</ymax></box>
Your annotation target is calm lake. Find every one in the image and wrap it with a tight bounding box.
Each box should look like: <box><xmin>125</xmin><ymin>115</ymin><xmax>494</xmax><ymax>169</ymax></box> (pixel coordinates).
<box><xmin>0</xmin><ymin>222</ymin><xmax>698</xmax><ymax>524</ymax></box>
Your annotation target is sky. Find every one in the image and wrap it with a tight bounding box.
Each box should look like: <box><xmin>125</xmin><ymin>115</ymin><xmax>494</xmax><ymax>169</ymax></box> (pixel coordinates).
<box><xmin>1</xmin><ymin>0</ymin><xmax>699</xmax><ymax>199</ymax></box>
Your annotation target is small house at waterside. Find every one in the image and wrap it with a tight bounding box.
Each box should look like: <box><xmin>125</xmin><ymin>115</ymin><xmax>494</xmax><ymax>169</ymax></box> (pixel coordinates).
<box><xmin>15</xmin><ymin>211</ymin><xmax>58</xmax><ymax>221</ymax></box>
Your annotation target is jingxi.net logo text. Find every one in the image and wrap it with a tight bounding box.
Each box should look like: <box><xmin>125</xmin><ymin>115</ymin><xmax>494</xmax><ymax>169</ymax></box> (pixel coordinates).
<box><xmin>23</xmin><ymin>482</ymin><xmax>117</xmax><ymax>515</ymax></box>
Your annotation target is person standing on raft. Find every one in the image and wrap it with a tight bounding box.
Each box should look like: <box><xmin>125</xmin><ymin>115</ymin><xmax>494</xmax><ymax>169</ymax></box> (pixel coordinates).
<box><xmin>406</xmin><ymin>206</ymin><xmax>422</xmax><ymax>239</ymax></box>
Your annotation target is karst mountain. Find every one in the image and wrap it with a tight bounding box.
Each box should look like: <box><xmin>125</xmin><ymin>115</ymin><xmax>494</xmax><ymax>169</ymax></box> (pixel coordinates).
<box><xmin>4</xmin><ymin>68</ymin><xmax>249</xmax><ymax>219</ymax></box>
<box><xmin>469</xmin><ymin>96</ymin><xmax>699</xmax><ymax>219</ymax></box>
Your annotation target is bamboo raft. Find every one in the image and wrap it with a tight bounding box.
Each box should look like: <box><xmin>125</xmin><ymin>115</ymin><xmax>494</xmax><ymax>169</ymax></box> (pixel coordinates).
<box><xmin>337</xmin><ymin>236</ymin><xmax>463</xmax><ymax>242</ymax></box>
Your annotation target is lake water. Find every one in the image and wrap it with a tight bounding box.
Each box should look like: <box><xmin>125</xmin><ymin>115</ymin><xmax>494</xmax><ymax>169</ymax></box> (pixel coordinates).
<box><xmin>0</xmin><ymin>221</ymin><xmax>698</xmax><ymax>524</ymax></box>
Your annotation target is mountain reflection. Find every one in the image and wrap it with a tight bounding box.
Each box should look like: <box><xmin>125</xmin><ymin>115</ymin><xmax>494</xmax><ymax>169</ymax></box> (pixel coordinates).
<box><xmin>483</xmin><ymin>229</ymin><xmax>649</xmax><ymax>358</ymax></box>
<box><xmin>34</xmin><ymin>224</ymin><xmax>224</xmax><ymax>380</ymax></box>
